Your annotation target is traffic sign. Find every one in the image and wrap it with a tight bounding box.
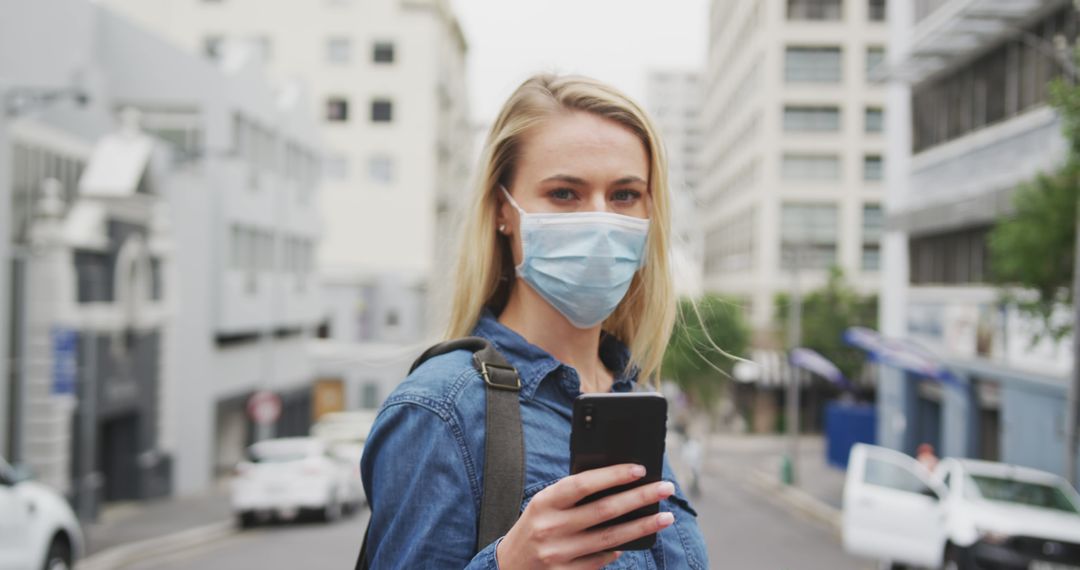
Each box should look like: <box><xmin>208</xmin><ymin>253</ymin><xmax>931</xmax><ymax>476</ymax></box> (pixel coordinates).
<box><xmin>247</xmin><ymin>390</ymin><xmax>282</xmax><ymax>425</ymax></box>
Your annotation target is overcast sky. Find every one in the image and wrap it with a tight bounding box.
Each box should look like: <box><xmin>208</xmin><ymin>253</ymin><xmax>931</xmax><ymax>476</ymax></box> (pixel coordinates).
<box><xmin>450</xmin><ymin>0</ymin><xmax>709</xmax><ymax>126</ymax></box>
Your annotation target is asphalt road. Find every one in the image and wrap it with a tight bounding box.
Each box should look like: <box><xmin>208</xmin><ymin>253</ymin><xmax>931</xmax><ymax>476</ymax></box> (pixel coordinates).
<box><xmin>129</xmin><ymin>468</ymin><xmax>870</xmax><ymax>569</ymax></box>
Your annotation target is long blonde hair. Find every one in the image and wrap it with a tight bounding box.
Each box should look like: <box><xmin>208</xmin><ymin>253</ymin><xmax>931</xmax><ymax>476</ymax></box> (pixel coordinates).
<box><xmin>445</xmin><ymin>74</ymin><xmax>676</xmax><ymax>385</ymax></box>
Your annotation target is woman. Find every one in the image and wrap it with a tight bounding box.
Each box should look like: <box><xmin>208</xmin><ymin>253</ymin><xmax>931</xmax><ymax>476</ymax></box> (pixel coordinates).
<box><xmin>360</xmin><ymin>74</ymin><xmax>709</xmax><ymax>569</ymax></box>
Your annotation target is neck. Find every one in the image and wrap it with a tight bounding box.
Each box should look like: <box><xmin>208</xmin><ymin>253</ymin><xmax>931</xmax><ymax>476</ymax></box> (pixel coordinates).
<box><xmin>498</xmin><ymin>280</ymin><xmax>609</xmax><ymax>392</ymax></box>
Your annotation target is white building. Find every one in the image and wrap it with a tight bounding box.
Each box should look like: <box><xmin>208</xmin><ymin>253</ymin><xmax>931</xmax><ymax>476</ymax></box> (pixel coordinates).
<box><xmin>701</xmin><ymin>0</ymin><xmax>888</xmax><ymax>332</ymax></box>
<box><xmin>101</xmin><ymin>0</ymin><xmax>473</xmax><ymax>340</ymax></box>
<box><xmin>101</xmin><ymin>0</ymin><xmax>473</xmax><ymax>412</ymax></box>
<box><xmin>880</xmin><ymin>0</ymin><xmax>1077</xmax><ymax>477</ymax></box>
<box><xmin>646</xmin><ymin>70</ymin><xmax>706</xmax><ymax>297</ymax></box>
<box><xmin>1</xmin><ymin>0</ymin><xmax>324</xmax><ymax>500</ymax></box>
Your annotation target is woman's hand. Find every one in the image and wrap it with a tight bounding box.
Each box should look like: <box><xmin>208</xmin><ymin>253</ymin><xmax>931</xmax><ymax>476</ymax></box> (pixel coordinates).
<box><xmin>495</xmin><ymin>464</ymin><xmax>676</xmax><ymax>569</ymax></box>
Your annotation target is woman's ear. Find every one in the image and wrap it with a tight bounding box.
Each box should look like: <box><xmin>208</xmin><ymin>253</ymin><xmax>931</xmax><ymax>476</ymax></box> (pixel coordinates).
<box><xmin>495</xmin><ymin>191</ymin><xmax>511</xmax><ymax>235</ymax></box>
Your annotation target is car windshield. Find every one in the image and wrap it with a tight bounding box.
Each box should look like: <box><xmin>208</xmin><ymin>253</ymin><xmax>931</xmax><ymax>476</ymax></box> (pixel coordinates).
<box><xmin>969</xmin><ymin>474</ymin><xmax>1080</xmax><ymax>514</ymax></box>
<box><xmin>250</xmin><ymin>440</ymin><xmax>319</xmax><ymax>463</ymax></box>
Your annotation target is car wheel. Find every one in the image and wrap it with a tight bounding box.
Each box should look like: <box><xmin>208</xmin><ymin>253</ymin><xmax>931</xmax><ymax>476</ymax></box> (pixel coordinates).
<box><xmin>943</xmin><ymin>544</ymin><xmax>968</xmax><ymax>570</ymax></box>
<box><xmin>43</xmin><ymin>535</ymin><xmax>72</xmax><ymax>570</ymax></box>
<box><xmin>237</xmin><ymin>511</ymin><xmax>258</xmax><ymax>529</ymax></box>
<box><xmin>322</xmin><ymin>492</ymin><xmax>342</xmax><ymax>522</ymax></box>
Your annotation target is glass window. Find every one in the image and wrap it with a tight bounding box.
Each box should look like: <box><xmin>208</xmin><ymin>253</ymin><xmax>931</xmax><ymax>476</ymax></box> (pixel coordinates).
<box><xmin>781</xmin><ymin>202</ymin><xmax>838</xmax><ymax>269</ymax></box>
<box><xmin>866</xmin><ymin>47</ymin><xmax>886</xmax><ymax>79</ymax></box>
<box><xmin>862</xmin><ymin>204</ymin><xmax>883</xmax><ymax>271</ymax></box>
<box><xmin>787</xmin><ymin>0</ymin><xmax>843</xmax><ymax>20</ymax></box>
<box><xmin>782</xmin><ymin>154</ymin><xmax>841</xmax><ymax>181</ymax></box>
<box><xmin>783</xmin><ymin>106</ymin><xmax>841</xmax><ymax>132</ymax></box>
<box><xmin>373</xmin><ymin>41</ymin><xmax>395</xmax><ymax>64</ymax></box>
<box><xmin>969</xmin><ymin>475</ymin><xmax>1080</xmax><ymax>514</ymax></box>
<box><xmin>864</xmin><ymin>155</ymin><xmax>883</xmax><ymax>181</ymax></box>
<box><xmin>869</xmin><ymin>0</ymin><xmax>887</xmax><ymax>21</ymax></box>
<box><xmin>361</xmin><ymin>382</ymin><xmax>380</xmax><ymax>409</ymax></box>
<box><xmin>326</xmin><ymin>97</ymin><xmax>349</xmax><ymax>122</ymax></box>
<box><xmin>785</xmin><ymin>47</ymin><xmax>843</xmax><ymax>83</ymax></box>
<box><xmin>325</xmin><ymin>154</ymin><xmax>349</xmax><ymax>180</ymax></box>
<box><xmin>864</xmin><ymin>457</ymin><xmax>933</xmax><ymax>495</ymax></box>
<box><xmin>865</xmin><ymin>107</ymin><xmax>884</xmax><ymax>133</ymax></box>
<box><xmin>371</xmin><ymin>99</ymin><xmax>393</xmax><ymax>123</ymax></box>
<box><xmin>369</xmin><ymin>155</ymin><xmax>394</xmax><ymax>184</ymax></box>
<box><xmin>204</xmin><ymin>35</ymin><xmax>224</xmax><ymax>60</ymax></box>
<box><xmin>327</xmin><ymin>37</ymin><xmax>352</xmax><ymax>63</ymax></box>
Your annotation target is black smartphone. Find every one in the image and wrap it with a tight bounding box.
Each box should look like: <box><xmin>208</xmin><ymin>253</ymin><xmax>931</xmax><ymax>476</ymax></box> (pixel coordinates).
<box><xmin>569</xmin><ymin>392</ymin><xmax>667</xmax><ymax>551</ymax></box>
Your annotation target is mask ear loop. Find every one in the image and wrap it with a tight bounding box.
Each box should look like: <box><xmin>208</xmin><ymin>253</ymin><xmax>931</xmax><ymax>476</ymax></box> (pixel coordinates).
<box><xmin>499</xmin><ymin>186</ymin><xmax>528</xmax><ymax>276</ymax></box>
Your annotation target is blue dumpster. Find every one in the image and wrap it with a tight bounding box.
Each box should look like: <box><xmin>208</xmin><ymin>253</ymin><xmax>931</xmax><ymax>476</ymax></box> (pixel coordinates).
<box><xmin>824</xmin><ymin>401</ymin><xmax>876</xmax><ymax>469</ymax></box>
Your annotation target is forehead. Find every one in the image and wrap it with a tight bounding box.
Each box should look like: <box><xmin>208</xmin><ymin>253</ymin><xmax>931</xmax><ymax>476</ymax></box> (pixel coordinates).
<box><xmin>515</xmin><ymin>111</ymin><xmax>649</xmax><ymax>181</ymax></box>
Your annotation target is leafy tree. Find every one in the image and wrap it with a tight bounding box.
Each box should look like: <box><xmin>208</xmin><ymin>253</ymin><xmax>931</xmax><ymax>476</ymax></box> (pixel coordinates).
<box><xmin>989</xmin><ymin>77</ymin><xmax>1080</xmax><ymax>342</ymax></box>
<box><xmin>775</xmin><ymin>267</ymin><xmax>877</xmax><ymax>381</ymax></box>
<box><xmin>662</xmin><ymin>294</ymin><xmax>750</xmax><ymax>408</ymax></box>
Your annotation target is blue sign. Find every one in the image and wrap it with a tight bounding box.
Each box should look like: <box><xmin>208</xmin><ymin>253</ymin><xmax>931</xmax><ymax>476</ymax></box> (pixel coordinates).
<box><xmin>51</xmin><ymin>328</ymin><xmax>78</xmax><ymax>396</ymax></box>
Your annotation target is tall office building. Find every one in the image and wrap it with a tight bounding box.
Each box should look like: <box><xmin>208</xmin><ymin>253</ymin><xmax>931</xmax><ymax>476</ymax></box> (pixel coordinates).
<box><xmin>646</xmin><ymin>70</ymin><xmax>705</xmax><ymax>297</ymax></box>
<box><xmin>879</xmin><ymin>0</ymin><xmax>1076</xmax><ymax>475</ymax></box>
<box><xmin>701</xmin><ymin>0</ymin><xmax>888</xmax><ymax>334</ymax></box>
<box><xmin>102</xmin><ymin>0</ymin><xmax>473</xmax><ymax>344</ymax></box>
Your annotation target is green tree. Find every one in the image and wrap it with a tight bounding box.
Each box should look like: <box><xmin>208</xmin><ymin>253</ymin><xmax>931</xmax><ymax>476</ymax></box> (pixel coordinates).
<box><xmin>989</xmin><ymin>77</ymin><xmax>1080</xmax><ymax>342</ymax></box>
<box><xmin>775</xmin><ymin>267</ymin><xmax>877</xmax><ymax>381</ymax></box>
<box><xmin>662</xmin><ymin>294</ymin><xmax>750</xmax><ymax>408</ymax></box>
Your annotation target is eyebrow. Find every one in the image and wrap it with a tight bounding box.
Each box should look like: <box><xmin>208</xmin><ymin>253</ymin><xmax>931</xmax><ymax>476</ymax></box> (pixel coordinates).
<box><xmin>540</xmin><ymin>174</ymin><xmax>647</xmax><ymax>186</ymax></box>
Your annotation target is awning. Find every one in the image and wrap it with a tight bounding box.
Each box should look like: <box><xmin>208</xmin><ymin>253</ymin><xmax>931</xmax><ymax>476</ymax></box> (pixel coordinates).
<box><xmin>790</xmin><ymin>347</ymin><xmax>853</xmax><ymax>390</ymax></box>
<box><xmin>844</xmin><ymin>327</ymin><xmax>965</xmax><ymax>388</ymax></box>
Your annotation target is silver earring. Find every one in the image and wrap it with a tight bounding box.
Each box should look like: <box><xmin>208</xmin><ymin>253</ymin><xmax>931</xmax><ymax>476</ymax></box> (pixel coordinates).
<box><xmin>499</xmin><ymin>224</ymin><xmax>507</xmax><ymax>233</ymax></box>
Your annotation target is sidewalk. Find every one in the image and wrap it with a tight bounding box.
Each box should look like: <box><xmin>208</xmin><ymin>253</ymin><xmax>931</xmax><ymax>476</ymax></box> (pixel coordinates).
<box><xmin>80</xmin><ymin>479</ymin><xmax>235</xmax><ymax>569</ymax></box>
<box><xmin>703</xmin><ymin>434</ymin><xmax>847</xmax><ymax>532</ymax></box>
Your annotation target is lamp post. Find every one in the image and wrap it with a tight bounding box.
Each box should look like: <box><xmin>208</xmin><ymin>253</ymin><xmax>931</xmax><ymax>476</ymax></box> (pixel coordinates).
<box><xmin>784</xmin><ymin>243</ymin><xmax>803</xmax><ymax>486</ymax></box>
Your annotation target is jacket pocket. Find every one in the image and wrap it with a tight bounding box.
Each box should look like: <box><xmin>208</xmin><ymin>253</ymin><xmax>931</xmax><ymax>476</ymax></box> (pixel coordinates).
<box><xmin>664</xmin><ymin>485</ymin><xmax>707</xmax><ymax>570</ymax></box>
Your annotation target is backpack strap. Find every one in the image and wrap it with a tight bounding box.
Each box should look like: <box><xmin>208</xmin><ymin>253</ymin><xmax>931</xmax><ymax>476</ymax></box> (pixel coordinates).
<box><xmin>356</xmin><ymin>336</ymin><xmax>523</xmax><ymax>568</ymax></box>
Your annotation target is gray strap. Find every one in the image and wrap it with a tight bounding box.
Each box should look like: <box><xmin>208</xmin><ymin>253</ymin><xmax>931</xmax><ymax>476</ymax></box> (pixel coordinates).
<box><xmin>475</xmin><ymin>352</ymin><xmax>524</xmax><ymax>551</ymax></box>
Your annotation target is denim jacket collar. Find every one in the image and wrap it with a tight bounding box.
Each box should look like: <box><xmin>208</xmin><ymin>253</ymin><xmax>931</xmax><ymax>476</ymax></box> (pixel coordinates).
<box><xmin>471</xmin><ymin>308</ymin><xmax>638</xmax><ymax>400</ymax></box>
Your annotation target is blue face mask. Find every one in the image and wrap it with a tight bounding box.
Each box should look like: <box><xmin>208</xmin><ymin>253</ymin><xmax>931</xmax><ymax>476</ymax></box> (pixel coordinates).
<box><xmin>501</xmin><ymin>186</ymin><xmax>650</xmax><ymax>329</ymax></box>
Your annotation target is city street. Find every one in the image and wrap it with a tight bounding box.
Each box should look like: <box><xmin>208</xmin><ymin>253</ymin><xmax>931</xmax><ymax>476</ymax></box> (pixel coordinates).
<box><xmin>123</xmin><ymin>442</ymin><xmax>869</xmax><ymax>569</ymax></box>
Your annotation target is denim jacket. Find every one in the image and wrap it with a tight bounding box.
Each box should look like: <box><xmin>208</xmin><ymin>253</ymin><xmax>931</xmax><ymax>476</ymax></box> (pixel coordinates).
<box><xmin>360</xmin><ymin>311</ymin><xmax>709</xmax><ymax>569</ymax></box>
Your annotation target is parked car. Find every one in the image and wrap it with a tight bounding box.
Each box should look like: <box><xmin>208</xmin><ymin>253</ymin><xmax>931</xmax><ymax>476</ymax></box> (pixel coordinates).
<box><xmin>230</xmin><ymin>437</ymin><xmax>359</xmax><ymax>527</ymax></box>
<box><xmin>0</xmin><ymin>456</ymin><xmax>84</xmax><ymax>570</ymax></box>
<box><xmin>843</xmin><ymin>443</ymin><xmax>1080</xmax><ymax>569</ymax></box>
<box><xmin>311</xmin><ymin>410</ymin><xmax>377</xmax><ymax>506</ymax></box>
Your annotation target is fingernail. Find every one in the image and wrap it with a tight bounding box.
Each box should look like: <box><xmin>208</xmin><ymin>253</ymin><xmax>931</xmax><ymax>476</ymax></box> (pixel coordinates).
<box><xmin>657</xmin><ymin>481</ymin><xmax>675</xmax><ymax>496</ymax></box>
<box><xmin>631</xmin><ymin>464</ymin><xmax>646</xmax><ymax>477</ymax></box>
<box><xmin>657</xmin><ymin>512</ymin><xmax>675</xmax><ymax>526</ymax></box>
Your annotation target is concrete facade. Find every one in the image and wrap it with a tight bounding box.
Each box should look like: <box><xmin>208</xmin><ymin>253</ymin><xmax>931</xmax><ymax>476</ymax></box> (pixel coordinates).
<box><xmin>1</xmin><ymin>0</ymin><xmax>325</xmax><ymax>499</ymax></box>
<box><xmin>701</xmin><ymin>0</ymin><xmax>887</xmax><ymax>332</ymax></box>
<box><xmin>881</xmin><ymin>0</ymin><xmax>1080</xmax><ymax>481</ymax></box>
<box><xmin>646</xmin><ymin>70</ymin><xmax>706</xmax><ymax>297</ymax></box>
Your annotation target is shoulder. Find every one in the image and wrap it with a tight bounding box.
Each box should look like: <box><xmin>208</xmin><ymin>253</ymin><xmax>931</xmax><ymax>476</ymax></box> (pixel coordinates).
<box><xmin>380</xmin><ymin>349</ymin><xmax>484</xmax><ymax>419</ymax></box>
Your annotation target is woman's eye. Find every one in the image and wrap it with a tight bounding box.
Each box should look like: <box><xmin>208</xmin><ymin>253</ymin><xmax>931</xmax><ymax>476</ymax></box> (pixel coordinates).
<box><xmin>549</xmin><ymin>188</ymin><xmax>577</xmax><ymax>201</ymax></box>
<box><xmin>612</xmin><ymin>189</ymin><xmax>642</xmax><ymax>203</ymax></box>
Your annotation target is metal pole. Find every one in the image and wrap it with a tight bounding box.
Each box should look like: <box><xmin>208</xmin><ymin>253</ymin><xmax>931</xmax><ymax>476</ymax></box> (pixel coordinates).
<box><xmin>1063</xmin><ymin>3</ymin><xmax>1080</xmax><ymax>487</ymax></box>
<box><xmin>77</xmin><ymin>265</ymin><xmax>101</xmax><ymax>521</ymax></box>
<box><xmin>785</xmin><ymin>244</ymin><xmax>803</xmax><ymax>486</ymax></box>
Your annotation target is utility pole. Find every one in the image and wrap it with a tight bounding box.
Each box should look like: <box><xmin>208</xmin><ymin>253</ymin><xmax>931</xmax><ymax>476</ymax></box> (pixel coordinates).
<box><xmin>1064</xmin><ymin>2</ymin><xmax>1080</xmax><ymax>486</ymax></box>
<box><xmin>784</xmin><ymin>243</ymin><xmax>803</xmax><ymax>486</ymax></box>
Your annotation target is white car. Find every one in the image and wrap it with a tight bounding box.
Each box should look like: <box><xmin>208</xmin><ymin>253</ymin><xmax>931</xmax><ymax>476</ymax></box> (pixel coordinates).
<box><xmin>311</xmin><ymin>411</ymin><xmax>375</xmax><ymax>507</ymax></box>
<box><xmin>843</xmin><ymin>443</ymin><xmax>1080</xmax><ymax>569</ymax></box>
<box><xmin>0</xmin><ymin>456</ymin><xmax>84</xmax><ymax>570</ymax></box>
<box><xmin>230</xmin><ymin>437</ymin><xmax>359</xmax><ymax>527</ymax></box>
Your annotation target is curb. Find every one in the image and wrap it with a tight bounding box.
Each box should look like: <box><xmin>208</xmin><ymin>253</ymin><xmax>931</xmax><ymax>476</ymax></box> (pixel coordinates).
<box><xmin>79</xmin><ymin>520</ymin><xmax>236</xmax><ymax>570</ymax></box>
<box><xmin>745</xmin><ymin>468</ymin><xmax>843</xmax><ymax>538</ymax></box>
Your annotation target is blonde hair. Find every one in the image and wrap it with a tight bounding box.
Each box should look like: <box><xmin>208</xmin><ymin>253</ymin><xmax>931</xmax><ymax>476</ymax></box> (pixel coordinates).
<box><xmin>444</xmin><ymin>74</ymin><xmax>676</xmax><ymax>385</ymax></box>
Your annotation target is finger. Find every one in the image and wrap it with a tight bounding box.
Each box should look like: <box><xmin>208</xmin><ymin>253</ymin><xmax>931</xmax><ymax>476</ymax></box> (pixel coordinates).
<box><xmin>566</xmin><ymin>511</ymin><xmax>675</xmax><ymax>558</ymax></box>
<box><xmin>568</xmin><ymin>550</ymin><xmax>622</xmax><ymax>570</ymax></box>
<box><xmin>570</xmin><ymin>480</ymin><xmax>675</xmax><ymax>530</ymax></box>
<box><xmin>544</xmin><ymin>464</ymin><xmax>646</xmax><ymax>509</ymax></box>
